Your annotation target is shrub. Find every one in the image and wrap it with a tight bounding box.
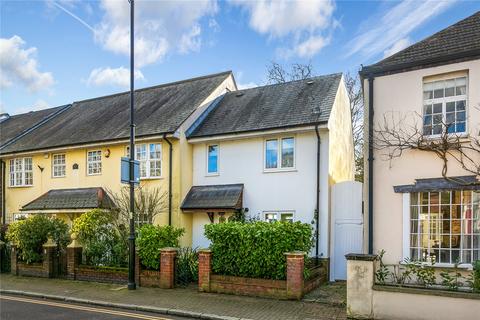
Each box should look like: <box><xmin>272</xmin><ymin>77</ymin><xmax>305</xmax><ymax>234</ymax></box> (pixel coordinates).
<box><xmin>176</xmin><ymin>247</ymin><xmax>199</xmax><ymax>286</ymax></box>
<box><xmin>205</xmin><ymin>221</ymin><xmax>314</xmax><ymax>280</ymax></box>
<box><xmin>6</xmin><ymin>215</ymin><xmax>69</xmax><ymax>264</ymax></box>
<box><xmin>136</xmin><ymin>224</ymin><xmax>185</xmax><ymax>270</ymax></box>
<box><xmin>473</xmin><ymin>260</ymin><xmax>480</xmax><ymax>293</ymax></box>
<box><xmin>71</xmin><ymin>209</ymin><xmax>128</xmax><ymax>267</ymax></box>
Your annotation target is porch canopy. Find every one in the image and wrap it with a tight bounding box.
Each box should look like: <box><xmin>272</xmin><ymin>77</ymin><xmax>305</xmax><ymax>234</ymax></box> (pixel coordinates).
<box><xmin>21</xmin><ymin>187</ymin><xmax>115</xmax><ymax>213</ymax></box>
<box><xmin>394</xmin><ymin>175</ymin><xmax>480</xmax><ymax>193</ymax></box>
<box><xmin>181</xmin><ymin>184</ymin><xmax>243</xmax><ymax>212</ymax></box>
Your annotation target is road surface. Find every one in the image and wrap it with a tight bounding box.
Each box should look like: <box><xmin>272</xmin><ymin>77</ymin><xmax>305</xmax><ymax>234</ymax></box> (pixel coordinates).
<box><xmin>0</xmin><ymin>294</ymin><xmax>188</xmax><ymax>320</ymax></box>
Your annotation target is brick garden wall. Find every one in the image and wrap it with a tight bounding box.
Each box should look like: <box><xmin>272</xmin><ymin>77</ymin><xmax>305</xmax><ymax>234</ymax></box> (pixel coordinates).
<box><xmin>17</xmin><ymin>262</ymin><xmax>45</xmax><ymax>278</ymax></box>
<box><xmin>210</xmin><ymin>274</ymin><xmax>287</xmax><ymax>299</ymax></box>
<box><xmin>74</xmin><ymin>265</ymin><xmax>128</xmax><ymax>284</ymax></box>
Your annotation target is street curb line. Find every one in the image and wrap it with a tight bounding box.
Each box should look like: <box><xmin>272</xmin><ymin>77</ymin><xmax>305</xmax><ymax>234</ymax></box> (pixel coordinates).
<box><xmin>0</xmin><ymin>289</ymin><xmax>253</xmax><ymax>320</ymax></box>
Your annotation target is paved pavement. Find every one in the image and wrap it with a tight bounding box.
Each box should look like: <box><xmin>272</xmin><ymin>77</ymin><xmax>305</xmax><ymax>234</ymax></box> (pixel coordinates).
<box><xmin>0</xmin><ymin>294</ymin><xmax>187</xmax><ymax>320</ymax></box>
<box><xmin>0</xmin><ymin>274</ymin><xmax>346</xmax><ymax>320</ymax></box>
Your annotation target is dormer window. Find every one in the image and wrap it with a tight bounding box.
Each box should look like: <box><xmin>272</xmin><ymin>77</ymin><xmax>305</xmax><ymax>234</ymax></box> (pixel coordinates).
<box><xmin>423</xmin><ymin>76</ymin><xmax>467</xmax><ymax>136</ymax></box>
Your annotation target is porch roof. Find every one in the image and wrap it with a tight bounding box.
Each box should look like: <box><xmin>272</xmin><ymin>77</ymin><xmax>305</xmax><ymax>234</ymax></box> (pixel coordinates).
<box><xmin>21</xmin><ymin>187</ymin><xmax>115</xmax><ymax>211</ymax></box>
<box><xmin>181</xmin><ymin>184</ymin><xmax>243</xmax><ymax>211</ymax></box>
<box><xmin>393</xmin><ymin>176</ymin><xmax>480</xmax><ymax>193</ymax></box>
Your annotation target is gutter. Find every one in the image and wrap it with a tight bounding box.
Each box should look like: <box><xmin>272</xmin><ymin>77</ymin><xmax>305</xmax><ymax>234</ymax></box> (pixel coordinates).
<box><xmin>1</xmin><ymin>160</ymin><xmax>5</xmax><ymax>225</ymax></box>
<box><xmin>315</xmin><ymin>124</ymin><xmax>321</xmax><ymax>259</ymax></box>
<box><xmin>367</xmin><ymin>77</ymin><xmax>374</xmax><ymax>255</ymax></box>
<box><xmin>163</xmin><ymin>134</ymin><xmax>173</xmax><ymax>226</ymax></box>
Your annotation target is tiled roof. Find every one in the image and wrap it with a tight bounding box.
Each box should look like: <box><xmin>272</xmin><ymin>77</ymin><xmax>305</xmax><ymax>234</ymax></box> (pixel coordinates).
<box><xmin>361</xmin><ymin>11</ymin><xmax>480</xmax><ymax>76</ymax></box>
<box><xmin>0</xmin><ymin>71</ymin><xmax>232</xmax><ymax>154</ymax></box>
<box><xmin>181</xmin><ymin>184</ymin><xmax>243</xmax><ymax>210</ymax></box>
<box><xmin>188</xmin><ymin>73</ymin><xmax>342</xmax><ymax>138</ymax></box>
<box><xmin>394</xmin><ymin>176</ymin><xmax>480</xmax><ymax>193</ymax></box>
<box><xmin>21</xmin><ymin>187</ymin><xmax>115</xmax><ymax>211</ymax></box>
<box><xmin>0</xmin><ymin>106</ymin><xmax>68</xmax><ymax>148</ymax></box>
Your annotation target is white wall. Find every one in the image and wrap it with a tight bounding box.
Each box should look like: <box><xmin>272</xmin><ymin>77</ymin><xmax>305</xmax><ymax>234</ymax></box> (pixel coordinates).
<box><xmin>190</xmin><ymin>130</ymin><xmax>330</xmax><ymax>257</ymax></box>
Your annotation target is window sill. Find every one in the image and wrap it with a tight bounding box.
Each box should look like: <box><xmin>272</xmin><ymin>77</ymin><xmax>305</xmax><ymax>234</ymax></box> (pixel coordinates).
<box><xmin>52</xmin><ymin>176</ymin><xmax>66</xmax><ymax>179</ymax></box>
<box><xmin>87</xmin><ymin>173</ymin><xmax>102</xmax><ymax>176</ymax></box>
<box><xmin>9</xmin><ymin>185</ymin><xmax>33</xmax><ymax>188</ymax></box>
<box><xmin>140</xmin><ymin>177</ymin><xmax>163</xmax><ymax>181</ymax></box>
<box><xmin>424</xmin><ymin>133</ymin><xmax>469</xmax><ymax>140</ymax></box>
<box><xmin>263</xmin><ymin>168</ymin><xmax>297</xmax><ymax>174</ymax></box>
<box><xmin>205</xmin><ymin>173</ymin><xmax>219</xmax><ymax>177</ymax></box>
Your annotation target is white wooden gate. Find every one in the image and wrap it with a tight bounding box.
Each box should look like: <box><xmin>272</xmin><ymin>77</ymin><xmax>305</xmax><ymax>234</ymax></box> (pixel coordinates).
<box><xmin>330</xmin><ymin>181</ymin><xmax>363</xmax><ymax>281</ymax></box>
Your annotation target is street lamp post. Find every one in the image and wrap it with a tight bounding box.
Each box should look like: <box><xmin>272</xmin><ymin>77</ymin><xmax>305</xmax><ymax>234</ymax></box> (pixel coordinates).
<box><xmin>128</xmin><ymin>0</ymin><xmax>136</xmax><ymax>291</ymax></box>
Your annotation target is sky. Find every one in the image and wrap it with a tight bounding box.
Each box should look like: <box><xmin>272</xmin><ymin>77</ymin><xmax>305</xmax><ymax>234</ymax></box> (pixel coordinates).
<box><xmin>1</xmin><ymin>0</ymin><xmax>479</xmax><ymax>115</ymax></box>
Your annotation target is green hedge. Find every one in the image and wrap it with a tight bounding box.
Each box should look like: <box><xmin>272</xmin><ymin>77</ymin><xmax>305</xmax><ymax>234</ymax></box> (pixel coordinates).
<box><xmin>6</xmin><ymin>215</ymin><xmax>69</xmax><ymax>264</ymax></box>
<box><xmin>136</xmin><ymin>224</ymin><xmax>185</xmax><ymax>270</ymax></box>
<box><xmin>205</xmin><ymin>221</ymin><xmax>314</xmax><ymax>280</ymax></box>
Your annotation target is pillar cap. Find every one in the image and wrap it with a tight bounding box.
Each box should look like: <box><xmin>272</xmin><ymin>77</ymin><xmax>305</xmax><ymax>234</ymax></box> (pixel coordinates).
<box><xmin>284</xmin><ymin>251</ymin><xmax>305</xmax><ymax>256</ymax></box>
<box><xmin>345</xmin><ymin>253</ymin><xmax>377</xmax><ymax>261</ymax></box>
<box><xmin>160</xmin><ymin>247</ymin><xmax>179</xmax><ymax>252</ymax></box>
<box><xmin>198</xmin><ymin>249</ymin><xmax>212</xmax><ymax>253</ymax></box>
<box><xmin>67</xmin><ymin>232</ymin><xmax>82</xmax><ymax>248</ymax></box>
<box><xmin>43</xmin><ymin>237</ymin><xmax>56</xmax><ymax>248</ymax></box>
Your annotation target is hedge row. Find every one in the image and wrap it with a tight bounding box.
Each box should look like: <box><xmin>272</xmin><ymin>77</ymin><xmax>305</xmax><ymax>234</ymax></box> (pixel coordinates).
<box><xmin>205</xmin><ymin>221</ymin><xmax>313</xmax><ymax>280</ymax></box>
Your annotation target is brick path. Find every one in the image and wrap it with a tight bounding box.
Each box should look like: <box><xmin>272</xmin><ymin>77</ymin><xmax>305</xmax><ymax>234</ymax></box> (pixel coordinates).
<box><xmin>0</xmin><ymin>274</ymin><xmax>346</xmax><ymax>320</ymax></box>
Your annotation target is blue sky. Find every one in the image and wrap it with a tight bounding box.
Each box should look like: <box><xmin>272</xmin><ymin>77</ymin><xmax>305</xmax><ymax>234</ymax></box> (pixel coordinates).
<box><xmin>1</xmin><ymin>0</ymin><xmax>479</xmax><ymax>115</ymax></box>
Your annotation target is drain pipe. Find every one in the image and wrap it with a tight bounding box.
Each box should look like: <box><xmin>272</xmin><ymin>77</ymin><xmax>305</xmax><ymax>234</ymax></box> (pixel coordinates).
<box><xmin>1</xmin><ymin>160</ymin><xmax>5</xmax><ymax>225</ymax></box>
<box><xmin>163</xmin><ymin>134</ymin><xmax>173</xmax><ymax>226</ymax></box>
<box><xmin>315</xmin><ymin>124</ymin><xmax>321</xmax><ymax>259</ymax></box>
<box><xmin>367</xmin><ymin>76</ymin><xmax>374</xmax><ymax>254</ymax></box>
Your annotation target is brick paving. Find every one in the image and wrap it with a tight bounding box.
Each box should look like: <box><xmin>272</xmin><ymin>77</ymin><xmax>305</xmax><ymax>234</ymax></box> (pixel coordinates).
<box><xmin>0</xmin><ymin>274</ymin><xmax>346</xmax><ymax>320</ymax></box>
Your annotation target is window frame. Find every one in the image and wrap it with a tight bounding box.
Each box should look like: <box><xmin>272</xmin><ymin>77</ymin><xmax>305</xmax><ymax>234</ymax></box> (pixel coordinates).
<box><xmin>206</xmin><ymin>143</ymin><xmax>219</xmax><ymax>176</ymax></box>
<box><xmin>263</xmin><ymin>136</ymin><xmax>296</xmax><ymax>172</ymax></box>
<box><xmin>402</xmin><ymin>190</ymin><xmax>479</xmax><ymax>268</ymax></box>
<box><xmin>9</xmin><ymin>157</ymin><xmax>33</xmax><ymax>187</ymax></box>
<box><xmin>52</xmin><ymin>153</ymin><xmax>66</xmax><ymax>178</ymax></box>
<box><xmin>422</xmin><ymin>75</ymin><xmax>468</xmax><ymax>138</ymax></box>
<box><xmin>263</xmin><ymin>211</ymin><xmax>295</xmax><ymax>223</ymax></box>
<box><xmin>126</xmin><ymin>143</ymin><xmax>162</xmax><ymax>179</ymax></box>
<box><xmin>86</xmin><ymin>150</ymin><xmax>102</xmax><ymax>176</ymax></box>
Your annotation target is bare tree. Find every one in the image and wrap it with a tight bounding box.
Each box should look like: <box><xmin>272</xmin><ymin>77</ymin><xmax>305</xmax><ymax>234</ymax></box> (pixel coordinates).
<box><xmin>344</xmin><ymin>72</ymin><xmax>364</xmax><ymax>182</ymax></box>
<box><xmin>108</xmin><ymin>186</ymin><xmax>168</xmax><ymax>226</ymax></box>
<box><xmin>266</xmin><ymin>61</ymin><xmax>314</xmax><ymax>84</ymax></box>
<box><xmin>374</xmin><ymin>112</ymin><xmax>480</xmax><ymax>184</ymax></box>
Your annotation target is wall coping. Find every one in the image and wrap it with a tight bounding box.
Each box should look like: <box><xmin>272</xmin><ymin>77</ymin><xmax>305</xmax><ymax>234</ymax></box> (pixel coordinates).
<box><xmin>160</xmin><ymin>247</ymin><xmax>179</xmax><ymax>252</ymax></box>
<box><xmin>373</xmin><ymin>284</ymin><xmax>480</xmax><ymax>300</ymax></box>
<box><xmin>284</xmin><ymin>251</ymin><xmax>306</xmax><ymax>257</ymax></box>
<box><xmin>345</xmin><ymin>253</ymin><xmax>377</xmax><ymax>261</ymax></box>
<box><xmin>198</xmin><ymin>249</ymin><xmax>212</xmax><ymax>253</ymax></box>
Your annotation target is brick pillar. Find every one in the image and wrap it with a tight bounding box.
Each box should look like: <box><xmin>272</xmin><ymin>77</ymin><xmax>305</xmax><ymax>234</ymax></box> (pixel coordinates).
<box><xmin>66</xmin><ymin>233</ymin><xmax>82</xmax><ymax>280</ymax></box>
<box><xmin>43</xmin><ymin>237</ymin><xmax>56</xmax><ymax>278</ymax></box>
<box><xmin>345</xmin><ymin>253</ymin><xmax>377</xmax><ymax>319</ymax></box>
<box><xmin>135</xmin><ymin>250</ymin><xmax>141</xmax><ymax>286</ymax></box>
<box><xmin>198</xmin><ymin>249</ymin><xmax>212</xmax><ymax>292</ymax></box>
<box><xmin>10</xmin><ymin>244</ymin><xmax>18</xmax><ymax>276</ymax></box>
<box><xmin>285</xmin><ymin>252</ymin><xmax>305</xmax><ymax>300</ymax></box>
<box><xmin>159</xmin><ymin>248</ymin><xmax>178</xmax><ymax>289</ymax></box>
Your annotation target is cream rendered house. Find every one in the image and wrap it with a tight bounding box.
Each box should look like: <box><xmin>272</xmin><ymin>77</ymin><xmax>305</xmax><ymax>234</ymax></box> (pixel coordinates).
<box><xmin>361</xmin><ymin>12</ymin><xmax>480</xmax><ymax>267</ymax></box>
<box><xmin>184</xmin><ymin>73</ymin><xmax>356</xmax><ymax>276</ymax></box>
<box><xmin>0</xmin><ymin>71</ymin><xmax>236</xmax><ymax>246</ymax></box>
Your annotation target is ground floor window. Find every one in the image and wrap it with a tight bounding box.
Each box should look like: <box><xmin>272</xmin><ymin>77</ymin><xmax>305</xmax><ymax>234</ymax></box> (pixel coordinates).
<box><xmin>264</xmin><ymin>211</ymin><xmax>294</xmax><ymax>222</ymax></box>
<box><xmin>409</xmin><ymin>190</ymin><xmax>480</xmax><ymax>264</ymax></box>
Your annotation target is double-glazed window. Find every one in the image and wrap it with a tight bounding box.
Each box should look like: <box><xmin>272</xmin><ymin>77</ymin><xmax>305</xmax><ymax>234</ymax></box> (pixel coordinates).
<box><xmin>87</xmin><ymin>150</ymin><xmax>102</xmax><ymax>175</ymax></box>
<box><xmin>9</xmin><ymin>158</ymin><xmax>33</xmax><ymax>186</ymax></box>
<box><xmin>264</xmin><ymin>211</ymin><xmax>294</xmax><ymax>223</ymax></box>
<box><xmin>207</xmin><ymin>144</ymin><xmax>218</xmax><ymax>174</ymax></box>
<box><xmin>409</xmin><ymin>190</ymin><xmax>479</xmax><ymax>264</ymax></box>
<box><xmin>265</xmin><ymin>137</ymin><xmax>295</xmax><ymax>170</ymax></box>
<box><xmin>423</xmin><ymin>76</ymin><xmax>467</xmax><ymax>136</ymax></box>
<box><xmin>135</xmin><ymin>143</ymin><xmax>162</xmax><ymax>178</ymax></box>
<box><xmin>52</xmin><ymin>154</ymin><xmax>66</xmax><ymax>177</ymax></box>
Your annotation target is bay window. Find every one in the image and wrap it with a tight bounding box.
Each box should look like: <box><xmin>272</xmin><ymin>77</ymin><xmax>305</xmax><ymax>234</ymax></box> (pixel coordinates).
<box><xmin>9</xmin><ymin>157</ymin><xmax>33</xmax><ymax>186</ymax></box>
<box><xmin>408</xmin><ymin>190</ymin><xmax>479</xmax><ymax>264</ymax></box>
<box><xmin>423</xmin><ymin>76</ymin><xmax>467</xmax><ymax>136</ymax></box>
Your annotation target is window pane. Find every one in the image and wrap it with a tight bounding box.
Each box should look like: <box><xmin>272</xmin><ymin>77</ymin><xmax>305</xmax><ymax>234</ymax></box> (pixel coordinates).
<box><xmin>149</xmin><ymin>144</ymin><xmax>161</xmax><ymax>160</ymax></box>
<box><xmin>433</xmin><ymin>81</ymin><xmax>444</xmax><ymax>98</ymax></box>
<box><xmin>281</xmin><ymin>138</ymin><xmax>294</xmax><ymax>168</ymax></box>
<box><xmin>208</xmin><ymin>145</ymin><xmax>218</xmax><ymax>173</ymax></box>
<box><xmin>280</xmin><ymin>213</ymin><xmax>294</xmax><ymax>222</ymax></box>
<box><xmin>265</xmin><ymin>139</ymin><xmax>278</xmax><ymax>169</ymax></box>
<box><xmin>265</xmin><ymin>213</ymin><xmax>277</xmax><ymax>222</ymax></box>
<box><xmin>445</xmin><ymin>79</ymin><xmax>455</xmax><ymax>97</ymax></box>
<box><xmin>455</xmin><ymin>77</ymin><xmax>466</xmax><ymax>95</ymax></box>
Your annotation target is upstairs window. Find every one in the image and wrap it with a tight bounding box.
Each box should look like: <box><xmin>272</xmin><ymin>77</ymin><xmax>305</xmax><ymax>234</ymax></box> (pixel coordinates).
<box><xmin>423</xmin><ymin>76</ymin><xmax>467</xmax><ymax>136</ymax></box>
<box><xmin>87</xmin><ymin>150</ymin><xmax>102</xmax><ymax>175</ymax></box>
<box><xmin>130</xmin><ymin>143</ymin><xmax>162</xmax><ymax>178</ymax></box>
<box><xmin>52</xmin><ymin>154</ymin><xmax>66</xmax><ymax>177</ymax></box>
<box><xmin>207</xmin><ymin>144</ymin><xmax>219</xmax><ymax>174</ymax></box>
<box><xmin>265</xmin><ymin>137</ymin><xmax>295</xmax><ymax>170</ymax></box>
<box><xmin>9</xmin><ymin>158</ymin><xmax>33</xmax><ymax>186</ymax></box>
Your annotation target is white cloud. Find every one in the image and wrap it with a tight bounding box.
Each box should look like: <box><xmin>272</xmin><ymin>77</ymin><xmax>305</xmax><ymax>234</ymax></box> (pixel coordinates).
<box><xmin>346</xmin><ymin>0</ymin><xmax>455</xmax><ymax>58</ymax></box>
<box><xmin>0</xmin><ymin>35</ymin><xmax>54</xmax><ymax>92</ymax></box>
<box><xmin>86</xmin><ymin>66</ymin><xmax>144</xmax><ymax>88</ymax></box>
<box><xmin>94</xmin><ymin>0</ymin><xmax>217</xmax><ymax>67</ymax></box>
<box><xmin>231</xmin><ymin>0</ymin><xmax>336</xmax><ymax>58</ymax></box>
<box><xmin>383</xmin><ymin>37</ymin><xmax>412</xmax><ymax>58</ymax></box>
